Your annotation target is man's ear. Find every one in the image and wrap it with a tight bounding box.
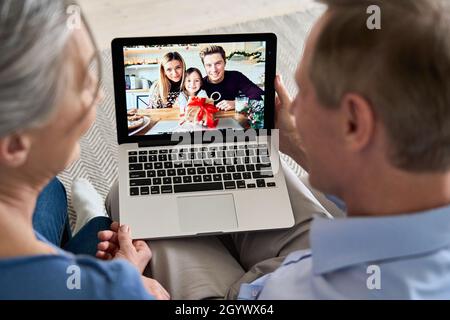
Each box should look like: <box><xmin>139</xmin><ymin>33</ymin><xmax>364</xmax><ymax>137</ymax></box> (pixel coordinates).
<box><xmin>340</xmin><ymin>93</ymin><xmax>376</xmax><ymax>152</ymax></box>
<box><xmin>0</xmin><ymin>133</ymin><xmax>32</xmax><ymax>168</ymax></box>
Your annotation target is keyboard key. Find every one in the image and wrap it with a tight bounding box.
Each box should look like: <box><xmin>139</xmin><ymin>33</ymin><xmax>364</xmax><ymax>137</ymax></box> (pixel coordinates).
<box><xmin>193</xmin><ymin>160</ymin><xmax>203</xmax><ymax>167</ymax></box>
<box><xmin>164</xmin><ymin>162</ymin><xmax>173</xmax><ymax>169</ymax></box>
<box><xmin>163</xmin><ymin>177</ymin><xmax>172</xmax><ymax>185</ymax></box>
<box><xmin>130</xmin><ymin>187</ymin><xmax>139</xmax><ymax>196</ymax></box>
<box><xmin>207</xmin><ymin>167</ymin><xmax>216</xmax><ymax>174</ymax></box>
<box><xmin>236</xmin><ymin>165</ymin><xmax>245</xmax><ymax>172</ymax></box>
<box><xmin>173</xmin><ymin>177</ymin><xmax>182</xmax><ymax>184</ymax></box>
<box><xmin>247</xmin><ymin>183</ymin><xmax>256</xmax><ymax>188</ymax></box>
<box><xmin>252</xmin><ymin>171</ymin><xmax>274</xmax><ymax>179</ymax></box>
<box><xmin>148</xmin><ymin>150</ymin><xmax>158</xmax><ymax>155</ymax></box>
<box><xmin>243</xmin><ymin>172</ymin><xmax>252</xmax><ymax>180</ymax></box>
<box><xmin>129</xmin><ymin>171</ymin><xmax>145</xmax><ymax>179</ymax></box>
<box><xmin>267</xmin><ymin>182</ymin><xmax>276</xmax><ymax>187</ymax></box>
<box><xmin>213</xmin><ymin>174</ymin><xmax>222</xmax><ymax>181</ymax></box>
<box><xmin>167</xmin><ymin>169</ymin><xmax>176</xmax><ymax>176</ymax></box>
<box><xmin>147</xmin><ymin>170</ymin><xmax>156</xmax><ymax>178</ymax></box>
<box><xmin>237</xmin><ymin>180</ymin><xmax>246</xmax><ymax>189</ymax></box>
<box><xmin>203</xmin><ymin>159</ymin><xmax>213</xmax><ymax>166</ymax></box>
<box><xmin>213</xmin><ymin>159</ymin><xmax>223</xmax><ymax>165</ymax></box>
<box><xmin>233</xmin><ymin>173</ymin><xmax>242</xmax><ymax>180</ymax></box>
<box><xmin>183</xmin><ymin>176</ymin><xmax>192</xmax><ymax>183</ymax></box>
<box><xmin>129</xmin><ymin>163</ymin><xmax>143</xmax><ymax>171</ymax></box>
<box><xmin>223</xmin><ymin>173</ymin><xmax>232</xmax><ymax>181</ymax></box>
<box><xmin>193</xmin><ymin>175</ymin><xmax>202</xmax><ymax>183</ymax></box>
<box><xmin>197</xmin><ymin>167</ymin><xmax>206</xmax><ymax>175</ymax></box>
<box><xmin>153</xmin><ymin>178</ymin><xmax>162</xmax><ymax>185</ymax></box>
<box><xmin>128</xmin><ymin>151</ymin><xmax>138</xmax><ymax>156</ymax></box>
<box><xmin>129</xmin><ymin>156</ymin><xmax>137</xmax><ymax>163</ymax></box>
<box><xmin>187</xmin><ymin>168</ymin><xmax>196</xmax><ymax>175</ymax></box>
<box><xmin>246</xmin><ymin>164</ymin><xmax>256</xmax><ymax>171</ymax></box>
<box><xmin>159</xmin><ymin>149</ymin><xmax>168</xmax><ymax>154</ymax></box>
<box><xmin>174</xmin><ymin>162</ymin><xmax>183</xmax><ymax>168</ymax></box>
<box><xmin>140</xmin><ymin>187</ymin><xmax>150</xmax><ymax>195</ymax></box>
<box><xmin>151</xmin><ymin>186</ymin><xmax>160</xmax><ymax>194</ymax></box>
<box><xmin>236</xmin><ymin>150</ymin><xmax>246</xmax><ymax>157</ymax></box>
<box><xmin>174</xmin><ymin>182</ymin><xmax>224</xmax><ymax>193</ymax></box>
<box><xmin>158</xmin><ymin>155</ymin><xmax>168</xmax><ymax>162</ymax></box>
<box><xmin>256</xmin><ymin>163</ymin><xmax>272</xmax><ymax>171</ymax></box>
<box><xmin>217</xmin><ymin>166</ymin><xmax>226</xmax><ymax>173</ymax></box>
<box><xmin>203</xmin><ymin>175</ymin><xmax>212</xmax><ymax>182</ymax></box>
<box><xmin>138</xmin><ymin>156</ymin><xmax>147</xmax><ymax>162</ymax></box>
<box><xmin>144</xmin><ymin>163</ymin><xmax>153</xmax><ymax>170</ymax></box>
<box><xmin>148</xmin><ymin>155</ymin><xmax>157</xmax><ymax>162</ymax></box>
<box><xmin>256</xmin><ymin>179</ymin><xmax>266</xmax><ymax>188</ymax></box>
<box><xmin>156</xmin><ymin>170</ymin><xmax>166</xmax><ymax>177</ymax></box>
<box><xmin>260</xmin><ymin>156</ymin><xmax>271</xmax><ymax>163</ymax></box>
<box><xmin>224</xmin><ymin>181</ymin><xmax>236</xmax><ymax>189</ymax></box>
<box><xmin>161</xmin><ymin>185</ymin><xmax>173</xmax><ymax>194</ymax></box>
<box><xmin>130</xmin><ymin>179</ymin><xmax>152</xmax><ymax>187</ymax></box>
<box><xmin>177</xmin><ymin>168</ymin><xmax>186</xmax><ymax>176</ymax></box>
<box><xmin>183</xmin><ymin>161</ymin><xmax>193</xmax><ymax>167</ymax></box>
<box><xmin>139</xmin><ymin>150</ymin><xmax>147</xmax><ymax>155</ymax></box>
<box><xmin>154</xmin><ymin>162</ymin><xmax>163</xmax><ymax>169</ymax></box>
<box><xmin>226</xmin><ymin>166</ymin><xmax>236</xmax><ymax>173</ymax></box>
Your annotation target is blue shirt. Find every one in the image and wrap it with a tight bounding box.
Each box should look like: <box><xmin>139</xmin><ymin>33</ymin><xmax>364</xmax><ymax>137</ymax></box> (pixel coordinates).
<box><xmin>238</xmin><ymin>204</ymin><xmax>450</xmax><ymax>299</ymax></box>
<box><xmin>0</xmin><ymin>232</ymin><xmax>154</xmax><ymax>300</ymax></box>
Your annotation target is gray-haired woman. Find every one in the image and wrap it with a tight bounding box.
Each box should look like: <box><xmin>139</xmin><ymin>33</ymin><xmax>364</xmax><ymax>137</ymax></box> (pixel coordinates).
<box><xmin>0</xmin><ymin>0</ymin><xmax>168</xmax><ymax>299</ymax></box>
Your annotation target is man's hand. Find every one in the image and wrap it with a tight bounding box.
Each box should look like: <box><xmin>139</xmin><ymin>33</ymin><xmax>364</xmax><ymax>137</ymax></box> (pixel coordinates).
<box><xmin>216</xmin><ymin>100</ymin><xmax>235</xmax><ymax>111</ymax></box>
<box><xmin>141</xmin><ymin>276</ymin><xmax>171</xmax><ymax>300</ymax></box>
<box><xmin>274</xmin><ymin>74</ymin><xmax>309</xmax><ymax>171</ymax></box>
<box><xmin>97</xmin><ymin>222</ymin><xmax>152</xmax><ymax>274</ymax></box>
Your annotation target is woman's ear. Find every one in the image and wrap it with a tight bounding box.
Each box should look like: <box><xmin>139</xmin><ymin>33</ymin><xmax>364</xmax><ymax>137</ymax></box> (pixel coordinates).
<box><xmin>340</xmin><ymin>93</ymin><xmax>376</xmax><ymax>152</ymax></box>
<box><xmin>0</xmin><ymin>133</ymin><xmax>32</xmax><ymax>168</ymax></box>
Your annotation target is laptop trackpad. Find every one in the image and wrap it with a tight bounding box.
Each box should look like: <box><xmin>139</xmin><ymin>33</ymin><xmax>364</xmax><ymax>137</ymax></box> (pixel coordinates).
<box><xmin>177</xmin><ymin>194</ymin><xmax>238</xmax><ymax>233</ymax></box>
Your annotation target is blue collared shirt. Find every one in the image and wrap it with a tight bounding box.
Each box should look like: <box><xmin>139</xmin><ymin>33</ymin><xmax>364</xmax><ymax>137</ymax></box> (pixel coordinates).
<box><xmin>238</xmin><ymin>204</ymin><xmax>450</xmax><ymax>299</ymax></box>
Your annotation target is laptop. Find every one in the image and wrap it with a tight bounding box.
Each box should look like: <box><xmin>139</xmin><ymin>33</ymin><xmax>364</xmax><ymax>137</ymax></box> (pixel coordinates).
<box><xmin>111</xmin><ymin>33</ymin><xmax>294</xmax><ymax>239</ymax></box>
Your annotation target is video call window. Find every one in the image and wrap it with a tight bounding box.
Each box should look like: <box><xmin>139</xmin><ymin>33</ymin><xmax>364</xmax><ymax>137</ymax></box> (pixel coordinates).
<box><xmin>124</xmin><ymin>42</ymin><xmax>266</xmax><ymax>136</ymax></box>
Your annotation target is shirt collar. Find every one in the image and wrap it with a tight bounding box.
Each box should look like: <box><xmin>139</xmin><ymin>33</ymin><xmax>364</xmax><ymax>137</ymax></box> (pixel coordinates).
<box><xmin>311</xmin><ymin>204</ymin><xmax>450</xmax><ymax>275</ymax></box>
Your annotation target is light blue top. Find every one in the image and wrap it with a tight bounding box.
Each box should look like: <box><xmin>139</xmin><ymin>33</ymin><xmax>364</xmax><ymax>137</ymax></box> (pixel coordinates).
<box><xmin>0</xmin><ymin>232</ymin><xmax>154</xmax><ymax>300</ymax></box>
<box><xmin>238</xmin><ymin>203</ymin><xmax>450</xmax><ymax>299</ymax></box>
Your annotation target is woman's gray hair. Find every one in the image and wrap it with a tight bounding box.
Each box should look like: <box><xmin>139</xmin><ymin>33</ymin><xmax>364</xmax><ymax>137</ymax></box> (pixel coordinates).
<box><xmin>0</xmin><ymin>0</ymin><xmax>78</xmax><ymax>137</ymax></box>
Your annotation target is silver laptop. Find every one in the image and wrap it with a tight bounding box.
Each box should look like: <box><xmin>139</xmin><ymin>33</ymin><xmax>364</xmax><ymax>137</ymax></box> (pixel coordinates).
<box><xmin>111</xmin><ymin>33</ymin><xmax>294</xmax><ymax>239</ymax></box>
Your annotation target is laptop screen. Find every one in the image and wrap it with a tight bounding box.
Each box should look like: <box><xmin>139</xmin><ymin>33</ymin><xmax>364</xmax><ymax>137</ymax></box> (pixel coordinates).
<box><xmin>123</xmin><ymin>41</ymin><xmax>267</xmax><ymax>136</ymax></box>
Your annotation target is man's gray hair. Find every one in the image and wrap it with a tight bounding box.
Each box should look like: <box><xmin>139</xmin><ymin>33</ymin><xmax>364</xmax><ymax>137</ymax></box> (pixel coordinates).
<box><xmin>0</xmin><ymin>0</ymin><xmax>77</xmax><ymax>137</ymax></box>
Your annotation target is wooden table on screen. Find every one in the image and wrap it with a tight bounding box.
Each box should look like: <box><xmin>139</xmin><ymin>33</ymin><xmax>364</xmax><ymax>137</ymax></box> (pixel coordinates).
<box><xmin>131</xmin><ymin>108</ymin><xmax>249</xmax><ymax>136</ymax></box>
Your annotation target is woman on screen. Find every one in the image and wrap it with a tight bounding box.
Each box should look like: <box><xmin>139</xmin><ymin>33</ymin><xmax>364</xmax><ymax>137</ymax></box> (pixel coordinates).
<box><xmin>148</xmin><ymin>52</ymin><xmax>186</xmax><ymax>109</ymax></box>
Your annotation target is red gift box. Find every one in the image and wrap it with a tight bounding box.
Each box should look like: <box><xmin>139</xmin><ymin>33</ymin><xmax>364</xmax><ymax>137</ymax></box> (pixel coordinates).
<box><xmin>182</xmin><ymin>96</ymin><xmax>219</xmax><ymax>128</ymax></box>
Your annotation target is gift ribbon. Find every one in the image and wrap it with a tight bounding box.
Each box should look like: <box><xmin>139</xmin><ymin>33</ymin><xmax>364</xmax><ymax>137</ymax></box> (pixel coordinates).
<box><xmin>187</xmin><ymin>97</ymin><xmax>219</xmax><ymax>128</ymax></box>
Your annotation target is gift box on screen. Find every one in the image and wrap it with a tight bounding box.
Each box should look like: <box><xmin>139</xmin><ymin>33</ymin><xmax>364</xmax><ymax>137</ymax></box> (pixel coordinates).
<box><xmin>183</xmin><ymin>96</ymin><xmax>219</xmax><ymax>128</ymax></box>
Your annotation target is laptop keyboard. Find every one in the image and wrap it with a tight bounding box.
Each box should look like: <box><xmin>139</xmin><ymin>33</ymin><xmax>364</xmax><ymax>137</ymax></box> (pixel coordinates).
<box><xmin>127</xmin><ymin>143</ymin><xmax>277</xmax><ymax>196</ymax></box>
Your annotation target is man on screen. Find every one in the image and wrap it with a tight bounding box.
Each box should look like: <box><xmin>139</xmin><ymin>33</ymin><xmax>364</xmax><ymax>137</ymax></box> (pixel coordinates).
<box><xmin>199</xmin><ymin>45</ymin><xmax>264</xmax><ymax>111</ymax></box>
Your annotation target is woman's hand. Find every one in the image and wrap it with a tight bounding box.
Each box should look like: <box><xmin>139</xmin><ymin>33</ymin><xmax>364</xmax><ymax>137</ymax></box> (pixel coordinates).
<box><xmin>97</xmin><ymin>222</ymin><xmax>152</xmax><ymax>274</ymax></box>
<box><xmin>141</xmin><ymin>276</ymin><xmax>171</xmax><ymax>300</ymax></box>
